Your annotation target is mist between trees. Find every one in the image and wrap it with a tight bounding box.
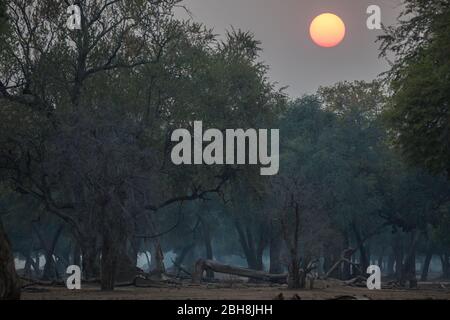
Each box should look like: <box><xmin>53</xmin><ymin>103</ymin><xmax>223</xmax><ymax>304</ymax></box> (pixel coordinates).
<box><xmin>0</xmin><ymin>0</ymin><xmax>449</xmax><ymax>299</ymax></box>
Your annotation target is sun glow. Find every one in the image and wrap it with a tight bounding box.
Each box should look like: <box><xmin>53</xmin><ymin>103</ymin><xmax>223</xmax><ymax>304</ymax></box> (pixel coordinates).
<box><xmin>309</xmin><ymin>13</ymin><xmax>346</xmax><ymax>48</ymax></box>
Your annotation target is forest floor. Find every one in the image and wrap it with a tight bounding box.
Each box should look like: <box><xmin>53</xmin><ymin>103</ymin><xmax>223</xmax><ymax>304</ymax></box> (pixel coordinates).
<box><xmin>21</xmin><ymin>279</ymin><xmax>450</xmax><ymax>300</ymax></box>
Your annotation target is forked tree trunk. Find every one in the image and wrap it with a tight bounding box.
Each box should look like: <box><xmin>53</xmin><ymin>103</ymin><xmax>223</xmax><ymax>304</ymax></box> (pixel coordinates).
<box><xmin>0</xmin><ymin>220</ymin><xmax>21</xmax><ymax>300</ymax></box>
<box><xmin>234</xmin><ymin>221</ymin><xmax>261</xmax><ymax>271</ymax></box>
<box><xmin>40</xmin><ymin>225</ymin><xmax>64</xmax><ymax>281</ymax></box>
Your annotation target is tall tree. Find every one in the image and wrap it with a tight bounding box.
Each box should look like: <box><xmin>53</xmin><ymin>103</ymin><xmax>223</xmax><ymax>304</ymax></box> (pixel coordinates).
<box><xmin>379</xmin><ymin>0</ymin><xmax>450</xmax><ymax>179</ymax></box>
<box><xmin>0</xmin><ymin>1</ymin><xmax>21</xmax><ymax>300</ymax></box>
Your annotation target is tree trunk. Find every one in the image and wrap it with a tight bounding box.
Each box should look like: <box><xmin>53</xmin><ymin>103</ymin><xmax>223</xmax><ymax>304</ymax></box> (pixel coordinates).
<box><xmin>24</xmin><ymin>254</ymin><xmax>32</xmax><ymax>278</ymax></box>
<box><xmin>441</xmin><ymin>254</ymin><xmax>450</xmax><ymax>279</ymax></box>
<box><xmin>41</xmin><ymin>225</ymin><xmax>64</xmax><ymax>281</ymax></box>
<box><xmin>81</xmin><ymin>237</ymin><xmax>99</xmax><ymax>280</ymax></box>
<box><xmin>378</xmin><ymin>255</ymin><xmax>383</xmax><ymax>272</ymax></box>
<box><xmin>352</xmin><ymin>224</ymin><xmax>369</xmax><ymax>273</ymax></box>
<box><xmin>400</xmin><ymin>231</ymin><xmax>419</xmax><ymax>288</ymax></box>
<box><xmin>393</xmin><ymin>234</ymin><xmax>404</xmax><ymax>280</ymax></box>
<box><xmin>387</xmin><ymin>253</ymin><xmax>395</xmax><ymax>277</ymax></box>
<box><xmin>149</xmin><ymin>240</ymin><xmax>165</xmax><ymax>277</ymax></box>
<box><xmin>421</xmin><ymin>249</ymin><xmax>433</xmax><ymax>281</ymax></box>
<box><xmin>201</xmin><ymin>218</ymin><xmax>214</xmax><ymax>279</ymax></box>
<box><xmin>287</xmin><ymin>259</ymin><xmax>305</xmax><ymax>289</ymax></box>
<box><xmin>0</xmin><ymin>220</ymin><xmax>21</xmax><ymax>300</ymax></box>
<box><xmin>73</xmin><ymin>244</ymin><xmax>81</xmax><ymax>267</ymax></box>
<box><xmin>269</xmin><ymin>224</ymin><xmax>283</xmax><ymax>274</ymax></box>
<box><xmin>342</xmin><ymin>233</ymin><xmax>351</xmax><ymax>280</ymax></box>
<box><xmin>174</xmin><ymin>243</ymin><xmax>195</xmax><ymax>276</ymax></box>
<box><xmin>234</xmin><ymin>221</ymin><xmax>257</xmax><ymax>270</ymax></box>
<box><xmin>100</xmin><ymin>230</ymin><xmax>118</xmax><ymax>291</ymax></box>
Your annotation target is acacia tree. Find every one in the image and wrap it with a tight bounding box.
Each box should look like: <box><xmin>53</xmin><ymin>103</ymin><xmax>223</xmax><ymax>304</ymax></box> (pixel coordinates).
<box><xmin>378</xmin><ymin>1</ymin><xmax>450</xmax><ymax>283</ymax></box>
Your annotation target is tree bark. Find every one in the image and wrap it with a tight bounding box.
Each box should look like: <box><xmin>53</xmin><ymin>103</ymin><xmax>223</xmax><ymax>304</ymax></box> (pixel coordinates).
<box><xmin>100</xmin><ymin>230</ymin><xmax>117</xmax><ymax>291</ymax></box>
<box><xmin>352</xmin><ymin>223</ymin><xmax>369</xmax><ymax>273</ymax></box>
<box><xmin>149</xmin><ymin>240</ymin><xmax>166</xmax><ymax>277</ymax></box>
<box><xmin>0</xmin><ymin>220</ymin><xmax>21</xmax><ymax>300</ymax></box>
<box><xmin>287</xmin><ymin>260</ymin><xmax>305</xmax><ymax>289</ymax></box>
<box><xmin>441</xmin><ymin>253</ymin><xmax>450</xmax><ymax>279</ymax></box>
<box><xmin>81</xmin><ymin>239</ymin><xmax>99</xmax><ymax>280</ymax></box>
<box><xmin>342</xmin><ymin>233</ymin><xmax>351</xmax><ymax>280</ymax></box>
<box><xmin>400</xmin><ymin>231</ymin><xmax>419</xmax><ymax>288</ymax></box>
<box><xmin>73</xmin><ymin>243</ymin><xmax>81</xmax><ymax>267</ymax></box>
<box><xmin>39</xmin><ymin>225</ymin><xmax>64</xmax><ymax>281</ymax></box>
<box><xmin>387</xmin><ymin>253</ymin><xmax>395</xmax><ymax>277</ymax></box>
<box><xmin>200</xmin><ymin>217</ymin><xmax>214</xmax><ymax>279</ymax></box>
<box><xmin>421</xmin><ymin>249</ymin><xmax>433</xmax><ymax>281</ymax></box>
<box><xmin>234</xmin><ymin>221</ymin><xmax>258</xmax><ymax>270</ymax></box>
<box><xmin>269</xmin><ymin>223</ymin><xmax>283</xmax><ymax>274</ymax></box>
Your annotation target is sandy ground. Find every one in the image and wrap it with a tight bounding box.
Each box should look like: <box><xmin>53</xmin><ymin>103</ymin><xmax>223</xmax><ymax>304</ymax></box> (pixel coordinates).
<box><xmin>21</xmin><ymin>280</ymin><xmax>450</xmax><ymax>300</ymax></box>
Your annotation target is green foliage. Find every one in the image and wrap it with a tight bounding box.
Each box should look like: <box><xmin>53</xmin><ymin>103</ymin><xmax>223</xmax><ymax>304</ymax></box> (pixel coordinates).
<box><xmin>379</xmin><ymin>0</ymin><xmax>450</xmax><ymax>178</ymax></box>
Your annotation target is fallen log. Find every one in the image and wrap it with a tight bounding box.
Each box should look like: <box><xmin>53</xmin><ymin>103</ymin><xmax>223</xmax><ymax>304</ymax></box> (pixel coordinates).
<box><xmin>343</xmin><ymin>276</ymin><xmax>367</xmax><ymax>287</ymax></box>
<box><xmin>192</xmin><ymin>259</ymin><xmax>287</xmax><ymax>284</ymax></box>
<box><xmin>20</xmin><ymin>276</ymin><xmax>65</xmax><ymax>288</ymax></box>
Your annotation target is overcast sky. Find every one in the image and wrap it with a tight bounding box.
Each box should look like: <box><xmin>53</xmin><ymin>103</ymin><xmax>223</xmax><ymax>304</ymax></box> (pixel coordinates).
<box><xmin>178</xmin><ymin>0</ymin><xmax>402</xmax><ymax>98</ymax></box>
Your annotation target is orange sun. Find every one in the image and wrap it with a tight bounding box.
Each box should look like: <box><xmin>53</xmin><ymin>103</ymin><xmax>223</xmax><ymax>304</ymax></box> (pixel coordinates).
<box><xmin>309</xmin><ymin>13</ymin><xmax>346</xmax><ymax>48</ymax></box>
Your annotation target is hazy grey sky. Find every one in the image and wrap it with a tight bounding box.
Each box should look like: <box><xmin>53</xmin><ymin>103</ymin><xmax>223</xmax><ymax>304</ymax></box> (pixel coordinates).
<box><xmin>178</xmin><ymin>0</ymin><xmax>402</xmax><ymax>98</ymax></box>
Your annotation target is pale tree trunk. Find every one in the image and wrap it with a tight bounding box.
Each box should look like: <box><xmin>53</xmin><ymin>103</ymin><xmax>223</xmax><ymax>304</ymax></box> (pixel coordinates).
<box><xmin>0</xmin><ymin>220</ymin><xmax>21</xmax><ymax>300</ymax></box>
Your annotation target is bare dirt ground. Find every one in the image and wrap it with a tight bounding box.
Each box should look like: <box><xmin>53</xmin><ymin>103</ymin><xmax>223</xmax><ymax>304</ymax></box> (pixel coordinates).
<box><xmin>21</xmin><ymin>280</ymin><xmax>450</xmax><ymax>300</ymax></box>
